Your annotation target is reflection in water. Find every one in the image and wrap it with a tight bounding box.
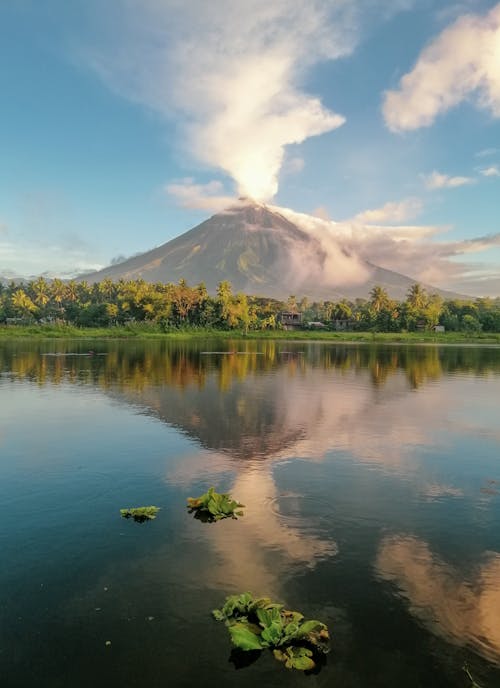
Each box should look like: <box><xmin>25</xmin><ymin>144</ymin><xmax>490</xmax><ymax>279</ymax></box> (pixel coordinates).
<box><xmin>2</xmin><ymin>340</ymin><xmax>500</xmax><ymax>686</ymax></box>
<box><xmin>421</xmin><ymin>484</ymin><xmax>465</xmax><ymax>500</ymax></box>
<box><xmin>3</xmin><ymin>341</ymin><xmax>499</xmax><ymax>468</ymax></box>
<box><xmin>375</xmin><ymin>535</ymin><xmax>500</xmax><ymax>666</ymax></box>
<box><xmin>2</xmin><ymin>339</ymin><xmax>500</xmax><ymax>393</ymax></box>
<box><xmin>2</xmin><ymin>341</ymin><xmax>499</xmax><ymax>595</ymax></box>
<box><xmin>198</xmin><ymin>465</ymin><xmax>337</xmax><ymax>594</ymax></box>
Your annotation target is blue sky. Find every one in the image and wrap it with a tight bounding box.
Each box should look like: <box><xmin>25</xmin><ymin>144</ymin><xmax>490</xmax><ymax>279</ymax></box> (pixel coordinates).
<box><xmin>1</xmin><ymin>0</ymin><xmax>499</xmax><ymax>295</ymax></box>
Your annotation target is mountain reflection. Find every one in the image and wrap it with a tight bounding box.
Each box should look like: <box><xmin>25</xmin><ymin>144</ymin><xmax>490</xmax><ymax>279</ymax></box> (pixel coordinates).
<box><xmin>376</xmin><ymin>535</ymin><xmax>500</xmax><ymax>666</ymax></box>
<box><xmin>2</xmin><ymin>341</ymin><xmax>499</xmax><ymax>464</ymax></box>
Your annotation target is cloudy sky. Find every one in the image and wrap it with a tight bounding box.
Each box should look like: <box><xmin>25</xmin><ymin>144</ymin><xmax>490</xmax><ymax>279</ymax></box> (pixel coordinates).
<box><xmin>1</xmin><ymin>0</ymin><xmax>499</xmax><ymax>294</ymax></box>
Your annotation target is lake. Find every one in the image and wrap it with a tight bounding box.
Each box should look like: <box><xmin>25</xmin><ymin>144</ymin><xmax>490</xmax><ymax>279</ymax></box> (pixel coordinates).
<box><xmin>1</xmin><ymin>339</ymin><xmax>499</xmax><ymax>687</ymax></box>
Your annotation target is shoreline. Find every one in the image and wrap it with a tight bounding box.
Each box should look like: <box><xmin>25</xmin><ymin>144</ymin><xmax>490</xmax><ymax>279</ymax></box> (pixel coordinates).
<box><xmin>1</xmin><ymin>325</ymin><xmax>500</xmax><ymax>345</ymax></box>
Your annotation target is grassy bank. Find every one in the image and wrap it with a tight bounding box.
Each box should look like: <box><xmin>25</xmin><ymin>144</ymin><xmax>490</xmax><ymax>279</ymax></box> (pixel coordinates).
<box><xmin>1</xmin><ymin>323</ymin><xmax>500</xmax><ymax>344</ymax></box>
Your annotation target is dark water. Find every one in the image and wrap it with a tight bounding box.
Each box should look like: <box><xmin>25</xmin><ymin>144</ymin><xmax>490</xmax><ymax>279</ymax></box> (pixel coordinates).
<box><xmin>1</xmin><ymin>339</ymin><xmax>500</xmax><ymax>688</ymax></box>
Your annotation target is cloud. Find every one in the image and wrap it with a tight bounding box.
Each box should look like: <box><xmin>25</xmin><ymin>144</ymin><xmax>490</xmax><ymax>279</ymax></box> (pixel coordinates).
<box><xmin>81</xmin><ymin>1</ymin><xmax>413</xmax><ymax>201</ymax></box>
<box><xmin>165</xmin><ymin>178</ymin><xmax>236</xmax><ymax>211</ymax></box>
<box><xmin>0</xmin><ymin>222</ymin><xmax>8</xmax><ymax>235</ymax></box>
<box><xmin>312</xmin><ymin>206</ymin><xmax>331</xmax><ymax>220</ymax></box>
<box><xmin>273</xmin><ymin>203</ymin><xmax>500</xmax><ymax>295</ymax></box>
<box><xmin>480</xmin><ymin>165</ymin><xmax>500</xmax><ymax>176</ymax></box>
<box><xmin>383</xmin><ymin>3</ymin><xmax>500</xmax><ymax>131</ymax></box>
<box><xmin>283</xmin><ymin>156</ymin><xmax>305</xmax><ymax>175</ymax></box>
<box><xmin>422</xmin><ymin>170</ymin><xmax>475</xmax><ymax>189</ymax></box>
<box><xmin>0</xmin><ymin>236</ymin><xmax>104</xmax><ymax>278</ymax></box>
<box><xmin>352</xmin><ymin>197</ymin><xmax>422</xmax><ymax>224</ymax></box>
<box><xmin>476</xmin><ymin>147</ymin><xmax>500</xmax><ymax>157</ymax></box>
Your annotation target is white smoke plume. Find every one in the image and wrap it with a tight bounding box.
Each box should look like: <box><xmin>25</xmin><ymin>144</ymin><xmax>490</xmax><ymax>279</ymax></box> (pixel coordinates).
<box><xmin>383</xmin><ymin>3</ymin><xmax>500</xmax><ymax>131</ymax></box>
<box><xmin>81</xmin><ymin>0</ymin><xmax>410</xmax><ymax>200</ymax></box>
<box><xmin>353</xmin><ymin>197</ymin><xmax>422</xmax><ymax>224</ymax></box>
<box><xmin>271</xmin><ymin>203</ymin><xmax>500</xmax><ymax>294</ymax></box>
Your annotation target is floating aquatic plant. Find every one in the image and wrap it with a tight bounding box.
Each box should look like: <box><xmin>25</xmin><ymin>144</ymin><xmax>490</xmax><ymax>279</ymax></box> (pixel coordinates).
<box><xmin>212</xmin><ymin>592</ymin><xmax>329</xmax><ymax>671</ymax></box>
<box><xmin>120</xmin><ymin>506</ymin><xmax>160</xmax><ymax>523</ymax></box>
<box><xmin>187</xmin><ymin>487</ymin><xmax>244</xmax><ymax>522</ymax></box>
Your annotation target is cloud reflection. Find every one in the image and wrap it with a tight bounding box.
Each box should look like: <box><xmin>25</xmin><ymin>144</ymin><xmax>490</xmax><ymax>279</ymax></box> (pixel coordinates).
<box><xmin>375</xmin><ymin>535</ymin><xmax>500</xmax><ymax>665</ymax></box>
<box><xmin>191</xmin><ymin>466</ymin><xmax>337</xmax><ymax>595</ymax></box>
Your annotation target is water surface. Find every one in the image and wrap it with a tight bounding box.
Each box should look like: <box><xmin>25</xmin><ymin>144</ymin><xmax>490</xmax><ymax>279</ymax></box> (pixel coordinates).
<box><xmin>1</xmin><ymin>340</ymin><xmax>499</xmax><ymax>687</ymax></box>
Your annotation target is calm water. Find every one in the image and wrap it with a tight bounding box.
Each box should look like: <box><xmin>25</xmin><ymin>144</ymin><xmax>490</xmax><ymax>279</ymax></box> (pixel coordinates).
<box><xmin>1</xmin><ymin>339</ymin><xmax>500</xmax><ymax>688</ymax></box>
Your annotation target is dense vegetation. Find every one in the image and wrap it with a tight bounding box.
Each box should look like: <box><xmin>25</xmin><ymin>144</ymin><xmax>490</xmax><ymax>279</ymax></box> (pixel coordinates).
<box><xmin>212</xmin><ymin>592</ymin><xmax>330</xmax><ymax>671</ymax></box>
<box><xmin>1</xmin><ymin>277</ymin><xmax>500</xmax><ymax>333</ymax></box>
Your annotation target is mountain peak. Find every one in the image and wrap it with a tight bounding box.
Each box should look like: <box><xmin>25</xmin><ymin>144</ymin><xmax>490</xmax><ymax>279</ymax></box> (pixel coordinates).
<box><xmin>80</xmin><ymin>205</ymin><xmax>463</xmax><ymax>301</ymax></box>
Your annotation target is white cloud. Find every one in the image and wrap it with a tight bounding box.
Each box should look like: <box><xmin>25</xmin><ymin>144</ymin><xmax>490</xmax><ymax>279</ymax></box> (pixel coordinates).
<box><xmin>480</xmin><ymin>165</ymin><xmax>500</xmax><ymax>176</ymax></box>
<box><xmin>422</xmin><ymin>170</ymin><xmax>475</xmax><ymax>189</ymax></box>
<box><xmin>476</xmin><ymin>147</ymin><xmax>500</xmax><ymax>157</ymax></box>
<box><xmin>352</xmin><ymin>197</ymin><xmax>422</xmax><ymax>224</ymax></box>
<box><xmin>383</xmin><ymin>3</ymin><xmax>500</xmax><ymax>131</ymax></box>
<box><xmin>0</xmin><ymin>237</ymin><xmax>103</xmax><ymax>278</ymax></box>
<box><xmin>165</xmin><ymin>178</ymin><xmax>236</xmax><ymax>211</ymax></box>
<box><xmin>312</xmin><ymin>206</ymin><xmax>331</xmax><ymax>220</ymax></box>
<box><xmin>81</xmin><ymin>1</ymin><xmax>412</xmax><ymax>201</ymax></box>
<box><xmin>283</xmin><ymin>156</ymin><xmax>305</xmax><ymax>175</ymax></box>
<box><xmin>272</xmin><ymin>203</ymin><xmax>500</xmax><ymax>295</ymax></box>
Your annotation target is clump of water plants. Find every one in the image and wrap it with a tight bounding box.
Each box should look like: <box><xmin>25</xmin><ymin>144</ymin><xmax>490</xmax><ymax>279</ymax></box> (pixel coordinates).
<box><xmin>187</xmin><ymin>487</ymin><xmax>244</xmax><ymax>522</ymax></box>
<box><xmin>120</xmin><ymin>506</ymin><xmax>160</xmax><ymax>523</ymax></box>
<box><xmin>212</xmin><ymin>592</ymin><xmax>329</xmax><ymax>671</ymax></box>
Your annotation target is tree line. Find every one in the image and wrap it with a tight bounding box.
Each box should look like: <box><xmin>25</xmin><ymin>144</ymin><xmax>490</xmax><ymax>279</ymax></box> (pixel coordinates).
<box><xmin>1</xmin><ymin>277</ymin><xmax>499</xmax><ymax>332</ymax></box>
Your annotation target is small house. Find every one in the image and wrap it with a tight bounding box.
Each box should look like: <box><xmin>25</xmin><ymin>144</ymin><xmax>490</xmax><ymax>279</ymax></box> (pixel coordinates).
<box><xmin>278</xmin><ymin>311</ymin><xmax>303</xmax><ymax>330</ymax></box>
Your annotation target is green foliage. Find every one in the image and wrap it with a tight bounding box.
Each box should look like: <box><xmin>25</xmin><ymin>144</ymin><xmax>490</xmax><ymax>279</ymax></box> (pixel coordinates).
<box><xmin>273</xmin><ymin>646</ymin><xmax>315</xmax><ymax>670</ymax></box>
<box><xmin>1</xmin><ymin>275</ymin><xmax>499</xmax><ymax>333</ymax></box>
<box><xmin>187</xmin><ymin>486</ymin><xmax>244</xmax><ymax>522</ymax></box>
<box><xmin>120</xmin><ymin>506</ymin><xmax>160</xmax><ymax>522</ymax></box>
<box><xmin>212</xmin><ymin>592</ymin><xmax>330</xmax><ymax>671</ymax></box>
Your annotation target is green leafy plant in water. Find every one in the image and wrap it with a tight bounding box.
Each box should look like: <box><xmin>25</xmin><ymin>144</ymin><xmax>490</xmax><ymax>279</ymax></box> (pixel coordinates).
<box><xmin>273</xmin><ymin>646</ymin><xmax>315</xmax><ymax>671</ymax></box>
<box><xmin>212</xmin><ymin>592</ymin><xmax>330</xmax><ymax>671</ymax></box>
<box><xmin>120</xmin><ymin>506</ymin><xmax>160</xmax><ymax>523</ymax></box>
<box><xmin>187</xmin><ymin>487</ymin><xmax>244</xmax><ymax>522</ymax></box>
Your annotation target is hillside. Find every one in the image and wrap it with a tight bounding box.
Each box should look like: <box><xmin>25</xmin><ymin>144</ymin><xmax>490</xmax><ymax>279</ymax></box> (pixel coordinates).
<box><xmin>81</xmin><ymin>201</ymin><xmax>461</xmax><ymax>300</ymax></box>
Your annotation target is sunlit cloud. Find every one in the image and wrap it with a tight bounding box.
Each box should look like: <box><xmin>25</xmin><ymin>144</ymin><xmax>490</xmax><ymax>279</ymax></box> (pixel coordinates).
<box><xmin>274</xmin><ymin>204</ymin><xmax>500</xmax><ymax>294</ymax></box>
<box><xmin>165</xmin><ymin>178</ymin><xmax>236</xmax><ymax>211</ymax></box>
<box><xmin>480</xmin><ymin>165</ymin><xmax>500</xmax><ymax>177</ymax></box>
<box><xmin>81</xmin><ymin>1</ymin><xmax>414</xmax><ymax>201</ymax></box>
<box><xmin>422</xmin><ymin>171</ymin><xmax>475</xmax><ymax>189</ymax></box>
<box><xmin>383</xmin><ymin>3</ymin><xmax>500</xmax><ymax>132</ymax></box>
<box><xmin>352</xmin><ymin>197</ymin><xmax>422</xmax><ymax>224</ymax></box>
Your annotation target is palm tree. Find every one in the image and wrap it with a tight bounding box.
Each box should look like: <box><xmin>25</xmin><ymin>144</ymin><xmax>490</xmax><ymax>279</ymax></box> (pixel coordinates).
<box><xmin>406</xmin><ymin>283</ymin><xmax>428</xmax><ymax>309</ymax></box>
<box><xmin>11</xmin><ymin>289</ymin><xmax>37</xmax><ymax>318</ymax></box>
<box><xmin>370</xmin><ymin>285</ymin><xmax>390</xmax><ymax>313</ymax></box>
<box><xmin>32</xmin><ymin>277</ymin><xmax>50</xmax><ymax>308</ymax></box>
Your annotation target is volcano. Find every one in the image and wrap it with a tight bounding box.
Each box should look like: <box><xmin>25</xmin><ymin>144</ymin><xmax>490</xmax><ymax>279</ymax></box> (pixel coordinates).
<box><xmin>81</xmin><ymin>200</ymin><xmax>459</xmax><ymax>300</ymax></box>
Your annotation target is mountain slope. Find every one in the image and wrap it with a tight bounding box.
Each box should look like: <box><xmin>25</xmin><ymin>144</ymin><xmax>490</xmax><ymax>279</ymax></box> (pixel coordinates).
<box><xmin>81</xmin><ymin>201</ymin><xmax>462</xmax><ymax>300</ymax></box>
